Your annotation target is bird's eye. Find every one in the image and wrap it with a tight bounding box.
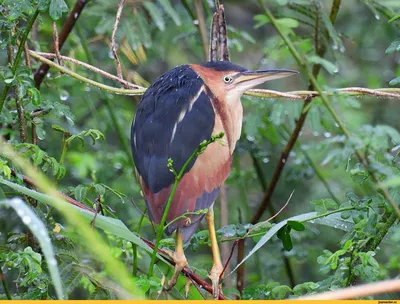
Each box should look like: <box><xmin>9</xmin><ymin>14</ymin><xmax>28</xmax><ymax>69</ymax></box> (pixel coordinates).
<box><xmin>223</xmin><ymin>75</ymin><xmax>233</xmax><ymax>83</ymax></box>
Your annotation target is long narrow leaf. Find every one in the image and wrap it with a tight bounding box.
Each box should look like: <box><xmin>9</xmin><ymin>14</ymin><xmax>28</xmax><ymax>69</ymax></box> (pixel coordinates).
<box><xmin>227</xmin><ymin>212</ymin><xmax>318</xmax><ymax>278</ymax></box>
<box><xmin>0</xmin><ymin>178</ymin><xmax>168</xmax><ymax>264</ymax></box>
<box><xmin>0</xmin><ymin>198</ymin><xmax>65</xmax><ymax>299</ymax></box>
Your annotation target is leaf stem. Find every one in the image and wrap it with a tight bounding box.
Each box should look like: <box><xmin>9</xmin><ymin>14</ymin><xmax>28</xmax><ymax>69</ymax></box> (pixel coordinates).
<box><xmin>0</xmin><ymin>8</ymin><xmax>40</xmax><ymax>113</ymax></box>
<box><xmin>299</xmin><ymin>207</ymin><xmax>355</xmax><ymax>223</ymax></box>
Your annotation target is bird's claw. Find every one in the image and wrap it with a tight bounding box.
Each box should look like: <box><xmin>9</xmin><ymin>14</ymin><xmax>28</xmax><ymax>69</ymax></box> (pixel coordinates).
<box><xmin>163</xmin><ymin>253</ymin><xmax>188</xmax><ymax>291</ymax></box>
<box><xmin>208</xmin><ymin>263</ymin><xmax>224</xmax><ymax>299</ymax></box>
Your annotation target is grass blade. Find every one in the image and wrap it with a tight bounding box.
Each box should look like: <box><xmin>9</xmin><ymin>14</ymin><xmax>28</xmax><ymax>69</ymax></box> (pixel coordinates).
<box><xmin>0</xmin><ymin>198</ymin><xmax>65</xmax><ymax>299</ymax></box>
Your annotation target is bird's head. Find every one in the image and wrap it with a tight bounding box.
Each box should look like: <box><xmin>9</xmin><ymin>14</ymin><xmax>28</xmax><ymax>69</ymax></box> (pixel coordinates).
<box><xmin>191</xmin><ymin>61</ymin><xmax>298</xmax><ymax>104</ymax></box>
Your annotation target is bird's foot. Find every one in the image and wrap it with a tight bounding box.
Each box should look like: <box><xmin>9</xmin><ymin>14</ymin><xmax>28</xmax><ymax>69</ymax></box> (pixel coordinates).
<box><xmin>164</xmin><ymin>251</ymin><xmax>188</xmax><ymax>291</ymax></box>
<box><xmin>208</xmin><ymin>263</ymin><xmax>224</xmax><ymax>300</ymax></box>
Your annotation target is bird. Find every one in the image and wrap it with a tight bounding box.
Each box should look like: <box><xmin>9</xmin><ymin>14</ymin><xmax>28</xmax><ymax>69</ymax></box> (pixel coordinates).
<box><xmin>131</xmin><ymin>61</ymin><xmax>297</xmax><ymax>298</ymax></box>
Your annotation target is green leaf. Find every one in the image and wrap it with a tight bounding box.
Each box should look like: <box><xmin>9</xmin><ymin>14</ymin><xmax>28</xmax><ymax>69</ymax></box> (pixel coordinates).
<box><xmin>308</xmin><ymin>55</ymin><xmax>338</xmax><ymax>74</ymax></box>
<box><xmin>275</xmin><ymin>17</ymin><xmax>299</xmax><ymax>29</ymax></box>
<box><xmin>143</xmin><ymin>2</ymin><xmax>165</xmax><ymax>31</ymax></box>
<box><xmin>228</xmin><ymin>212</ymin><xmax>318</xmax><ymax>277</ymax></box>
<box><xmin>158</xmin><ymin>0</ymin><xmax>181</xmax><ymax>26</ymax></box>
<box><xmin>28</xmin><ymin>87</ymin><xmax>41</xmax><ymax>105</ymax></box>
<box><xmin>310</xmin><ymin>198</ymin><xmax>338</xmax><ymax>214</ymax></box>
<box><xmin>74</xmin><ymin>185</ymin><xmax>88</xmax><ymax>201</ymax></box>
<box><xmin>293</xmin><ymin>282</ymin><xmax>319</xmax><ymax>295</ymax></box>
<box><xmin>321</xmin><ymin>10</ymin><xmax>344</xmax><ymax>52</ymax></box>
<box><xmin>0</xmin><ymin>198</ymin><xmax>65</xmax><ymax>299</ymax></box>
<box><xmin>389</xmin><ymin>76</ymin><xmax>400</xmax><ymax>86</ymax></box>
<box><xmin>386</xmin><ymin>39</ymin><xmax>400</xmax><ymax>54</ymax></box>
<box><xmin>388</xmin><ymin>14</ymin><xmax>400</xmax><ymax>23</ymax></box>
<box><xmin>287</xmin><ymin>220</ymin><xmax>305</xmax><ymax>231</ymax></box>
<box><xmin>254</xmin><ymin>14</ymin><xmax>269</xmax><ymax>29</ymax></box>
<box><xmin>49</xmin><ymin>0</ymin><xmax>69</xmax><ymax>20</ymax></box>
<box><xmin>281</xmin><ymin>231</ymin><xmax>293</xmax><ymax>251</ymax></box>
<box><xmin>271</xmin><ymin>285</ymin><xmax>293</xmax><ymax>299</ymax></box>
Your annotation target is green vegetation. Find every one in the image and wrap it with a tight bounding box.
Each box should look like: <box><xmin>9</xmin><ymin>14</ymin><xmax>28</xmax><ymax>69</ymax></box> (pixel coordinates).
<box><xmin>1</xmin><ymin>0</ymin><xmax>400</xmax><ymax>300</ymax></box>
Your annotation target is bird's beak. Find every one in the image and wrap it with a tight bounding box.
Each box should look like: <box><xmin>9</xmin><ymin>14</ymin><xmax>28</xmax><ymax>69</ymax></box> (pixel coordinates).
<box><xmin>234</xmin><ymin>69</ymin><xmax>298</xmax><ymax>91</ymax></box>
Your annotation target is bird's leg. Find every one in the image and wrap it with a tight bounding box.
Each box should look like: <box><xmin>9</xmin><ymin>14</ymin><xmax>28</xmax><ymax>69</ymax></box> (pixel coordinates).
<box><xmin>206</xmin><ymin>206</ymin><xmax>224</xmax><ymax>299</ymax></box>
<box><xmin>165</xmin><ymin>231</ymin><xmax>188</xmax><ymax>291</ymax></box>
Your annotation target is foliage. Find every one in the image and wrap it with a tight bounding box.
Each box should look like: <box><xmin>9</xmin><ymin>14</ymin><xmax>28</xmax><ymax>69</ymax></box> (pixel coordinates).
<box><xmin>1</xmin><ymin>0</ymin><xmax>400</xmax><ymax>300</ymax></box>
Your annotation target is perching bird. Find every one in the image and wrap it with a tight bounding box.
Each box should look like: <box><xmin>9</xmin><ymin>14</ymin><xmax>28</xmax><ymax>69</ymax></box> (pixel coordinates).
<box><xmin>131</xmin><ymin>61</ymin><xmax>297</xmax><ymax>298</ymax></box>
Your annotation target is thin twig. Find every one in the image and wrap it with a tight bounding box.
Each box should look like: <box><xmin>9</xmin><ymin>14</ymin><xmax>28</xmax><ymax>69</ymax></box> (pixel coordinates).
<box><xmin>248</xmin><ymin>190</ymin><xmax>293</xmax><ymax>236</ymax></box>
<box><xmin>194</xmin><ymin>0</ymin><xmax>209</xmax><ymax>60</ymax></box>
<box><xmin>14</xmin><ymin>91</ymin><xmax>28</xmax><ymax>143</ymax></box>
<box><xmin>34</xmin><ymin>0</ymin><xmax>88</xmax><ymax>88</ymax></box>
<box><xmin>111</xmin><ymin>0</ymin><xmax>126</xmax><ymax>82</ymax></box>
<box><xmin>301</xmin><ymin>278</ymin><xmax>400</xmax><ymax>300</ymax></box>
<box><xmin>29</xmin><ymin>51</ymin><xmax>145</xmax><ymax>96</ymax></box>
<box><xmin>24</xmin><ymin>43</ymin><xmax>31</xmax><ymax>68</ymax></box>
<box><xmin>52</xmin><ymin>22</ymin><xmax>62</xmax><ymax>65</ymax></box>
<box><xmin>31</xmin><ymin>51</ymin><xmax>143</xmax><ymax>89</ymax></box>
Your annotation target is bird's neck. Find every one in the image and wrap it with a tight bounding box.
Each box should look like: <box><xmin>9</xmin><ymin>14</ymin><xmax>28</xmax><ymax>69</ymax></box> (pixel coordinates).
<box><xmin>209</xmin><ymin>90</ymin><xmax>243</xmax><ymax>154</ymax></box>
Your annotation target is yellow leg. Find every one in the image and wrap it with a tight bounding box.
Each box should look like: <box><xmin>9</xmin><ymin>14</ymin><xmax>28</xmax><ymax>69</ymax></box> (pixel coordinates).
<box><xmin>165</xmin><ymin>231</ymin><xmax>188</xmax><ymax>291</ymax></box>
<box><xmin>206</xmin><ymin>206</ymin><xmax>224</xmax><ymax>299</ymax></box>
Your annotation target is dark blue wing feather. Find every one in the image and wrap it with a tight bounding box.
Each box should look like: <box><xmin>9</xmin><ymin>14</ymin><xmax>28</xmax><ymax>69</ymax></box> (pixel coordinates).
<box><xmin>131</xmin><ymin>65</ymin><xmax>215</xmax><ymax>193</ymax></box>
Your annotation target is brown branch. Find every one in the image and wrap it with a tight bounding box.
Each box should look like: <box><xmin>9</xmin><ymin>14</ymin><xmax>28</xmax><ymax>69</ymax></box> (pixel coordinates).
<box><xmin>209</xmin><ymin>12</ymin><xmax>219</xmax><ymax>61</ymax></box>
<box><xmin>217</xmin><ymin>5</ymin><xmax>229</xmax><ymax>61</ymax></box>
<box><xmin>301</xmin><ymin>278</ymin><xmax>400</xmax><ymax>300</ymax></box>
<box><xmin>24</xmin><ymin>43</ymin><xmax>31</xmax><ymax>68</ymax></box>
<box><xmin>14</xmin><ymin>92</ymin><xmax>28</xmax><ymax>143</ymax></box>
<box><xmin>34</xmin><ymin>0</ymin><xmax>88</xmax><ymax>88</ymax></box>
<box><xmin>111</xmin><ymin>0</ymin><xmax>126</xmax><ymax>82</ymax></box>
<box><xmin>194</xmin><ymin>0</ymin><xmax>209</xmax><ymax>60</ymax></box>
<box><xmin>52</xmin><ymin>22</ymin><xmax>62</xmax><ymax>65</ymax></box>
<box><xmin>11</xmin><ymin>170</ymin><xmax>226</xmax><ymax>300</ymax></box>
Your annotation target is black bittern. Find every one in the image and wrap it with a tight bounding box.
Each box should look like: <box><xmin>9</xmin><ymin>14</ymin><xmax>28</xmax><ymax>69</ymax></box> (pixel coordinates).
<box><xmin>131</xmin><ymin>61</ymin><xmax>297</xmax><ymax>298</ymax></box>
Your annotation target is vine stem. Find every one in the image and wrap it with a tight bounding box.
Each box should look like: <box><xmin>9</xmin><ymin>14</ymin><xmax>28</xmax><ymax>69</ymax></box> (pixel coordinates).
<box><xmin>0</xmin><ymin>8</ymin><xmax>39</xmax><ymax>113</ymax></box>
<box><xmin>0</xmin><ymin>267</ymin><xmax>12</xmax><ymax>300</ymax></box>
<box><xmin>147</xmin><ymin>133</ymin><xmax>224</xmax><ymax>278</ymax></box>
